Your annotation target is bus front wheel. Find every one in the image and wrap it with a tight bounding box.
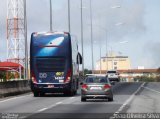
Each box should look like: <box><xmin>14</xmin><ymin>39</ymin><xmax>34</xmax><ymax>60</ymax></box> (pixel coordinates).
<box><xmin>64</xmin><ymin>90</ymin><xmax>74</xmax><ymax>96</ymax></box>
<box><xmin>73</xmin><ymin>90</ymin><xmax>77</xmax><ymax>95</ymax></box>
<box><xmin>33</xmin><ymin>91</ymin><xmax>39</xmax><ymax>97</ymax></box>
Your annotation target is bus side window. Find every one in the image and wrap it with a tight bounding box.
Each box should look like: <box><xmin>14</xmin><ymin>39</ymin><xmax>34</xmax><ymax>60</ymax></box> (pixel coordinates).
<box><xmin>77</xmin><ymin>52</ymin><xmax>82</xmax><ymax>64</ymax></box>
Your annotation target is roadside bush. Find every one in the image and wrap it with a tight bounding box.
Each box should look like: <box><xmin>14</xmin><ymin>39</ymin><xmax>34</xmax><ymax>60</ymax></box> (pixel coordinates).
<box><xmin>134</xmin><ymin>76</ymin><xmax>160</xmax><ymax>82</ymax></box>
<box><xmin>0</xmin><ymin>71</ymin><xmax>6</xmax><ymax>81</ymax></box>
<box><xmin>155</xmin><ymin>76</ymin><xmax>160</xmax><ymax>82</ymax></box>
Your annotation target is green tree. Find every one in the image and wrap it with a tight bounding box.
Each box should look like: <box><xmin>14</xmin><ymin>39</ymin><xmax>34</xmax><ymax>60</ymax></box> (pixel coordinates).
<box><xmin>157</xmin><ymin>67</ymin><xmax>160</xmax><ymax>73</ymax></box>
<box><xmin>84</xmin><ymin>69</ymin><xmax>92</xmax><ymax>75</ymax></box>
<box><xmin>0</xmin><ymin>71</ymin><xmax>6</xmax><ymax>82</ymax></box>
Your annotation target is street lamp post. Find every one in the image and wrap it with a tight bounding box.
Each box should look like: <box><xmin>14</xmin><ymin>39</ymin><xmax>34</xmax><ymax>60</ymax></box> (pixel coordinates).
<box><xmin>109</xmin><ymin>40</ymin><xmax>128</xmax><ymax>70</ymax></box>
<box><xmin>92</xmin><ymin>25</ymin><xmax>108</xmax><ymax>72</ymax></box>
<box><xmin>68</xmin><ymin>0</ymin><xmax>71</xmax><ymax>32</ymax></box>
<box><xmin>50</xmin><ymin>0</ymin><xmax>53</xmax><ymax>31</ymax></box>
<box><xmin>90</xmin><ymin>0</ymin><xmax>94</xmax><ymax>74</ymax></box>
<box><xmin>92</xmin><ymin>21</ymin><xmax>124</xmax><ymax>71</ymax></box>
<box><xmin>111</xmin><ymin>5</ymin><xmax>121</xmax><ymax>9</ymax></box>
<box><xmin>80</xmin><ymin>0</ymin><xmax>84</xmax><ymax>75</ymax></box>
<box><xmin>106</xmin><ymin>22</ymin><xmax>125</xmax><ymax>70</ymax></box>
<box><xmin>115</xmin><ymin>22</ymin><xmax>125</xmax><ymax>26</ymax></box>
<box><xmin>24</xmin><ymin>0</ymin><xmax>28</xmax><ymax>80</ymax></box>
<box><xmin>105</xmin><ymin>31</ymin><xmax>108</xmax><ymax>71</ymax></box>
<box><xmin>99</xmin><ymin>36</ymin><xmax>102</xmax><ymax>74</ymax></box>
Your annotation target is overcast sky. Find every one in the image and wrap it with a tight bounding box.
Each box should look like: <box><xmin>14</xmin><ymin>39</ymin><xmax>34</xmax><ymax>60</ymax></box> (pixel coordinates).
<box><xmin>0</xmin><ymin>0</ymin><xmax>160</xmax><ymax>69</ymax></box>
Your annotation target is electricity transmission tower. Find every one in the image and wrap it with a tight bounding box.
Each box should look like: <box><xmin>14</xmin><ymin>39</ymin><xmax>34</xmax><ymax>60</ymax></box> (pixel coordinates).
<box><xmin>7</xmin><ymin>0</ymin><xmax>25</xmax><ymax>66</ymax></box>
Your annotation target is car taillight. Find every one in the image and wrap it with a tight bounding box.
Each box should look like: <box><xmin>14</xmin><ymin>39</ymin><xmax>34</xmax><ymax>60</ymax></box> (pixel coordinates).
<box><xmin>65</xmin><ymin>69</ymin><xmax>71</xmax><ymax>83</ymax></box>
<box><xmin>104</xmin><ymin>84</ymin><xmax>111</xmax><ymax>89</ymax></box>
<box><xmin>82</xmin><ymin>84</ymin><xmax>88</xmax><ymax>89</ymax></box>
<box><xmin>31</xmin><ymin>70</ymin><xmax>37</xmax><ymax>84</ymax></box>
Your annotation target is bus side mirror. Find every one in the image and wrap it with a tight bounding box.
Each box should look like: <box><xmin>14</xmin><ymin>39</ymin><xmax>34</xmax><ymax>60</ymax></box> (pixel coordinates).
<box><xmin>77</xmin><ymin>52</ymin><xmax>82</xmax><ymax>64</ymax></box>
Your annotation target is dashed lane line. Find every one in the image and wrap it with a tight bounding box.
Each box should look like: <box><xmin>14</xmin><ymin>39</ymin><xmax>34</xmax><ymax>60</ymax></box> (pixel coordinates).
<box><xmin>37</xmin><ymin>108</ymin><xmax>48</xmax><ymax>112</ymax></box>
<box><xmin>70</xmin><ymin>97</ymin><xmax>75</xmax><ymax>99</ymax></box>
<box><xmin>21</xmin><ymin>101</ymin><xmax>64</xmax><ymax>118</ymax></box>
<box><xmin>0</xmin><ymin>94</ymin><xmax>32</xmax><ymax>103</ymax></box>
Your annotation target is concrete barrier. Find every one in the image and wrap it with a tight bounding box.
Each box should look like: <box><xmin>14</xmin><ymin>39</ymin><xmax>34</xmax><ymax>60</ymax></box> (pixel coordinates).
<box><xmin>0</xmin><ymin>80</ymin><xmax>31</xmax><ymax>98</ymax></box>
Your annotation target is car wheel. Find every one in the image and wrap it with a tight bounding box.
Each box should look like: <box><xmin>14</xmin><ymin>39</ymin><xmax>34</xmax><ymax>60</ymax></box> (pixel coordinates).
<box><xmin>64</xmin><ymin>90</ymin><xmax>74</xmax><ymax>97</ymax></box>
<box><xmin>73</xmin><ymin>90</ymin><xmax>77</xmax><ymax>95</ymax></box>
<box><xmin>33</xmin><ymin>92</ymin><xmax>39</xmax><ymax>97</ymax></box>
<box><xmin>81</xmin><ymin>97</ymin><xmax>86</xmax><ymax>102</ymax></box>
<box><xmin>39</xmin><ymin>93</ymin><xmax>45</xmax><ymax>97</ymax></box>
<box><xmin>108</xmin><ymin>97</ymin><xmax>113</xmax><ymax>102</ymax></box>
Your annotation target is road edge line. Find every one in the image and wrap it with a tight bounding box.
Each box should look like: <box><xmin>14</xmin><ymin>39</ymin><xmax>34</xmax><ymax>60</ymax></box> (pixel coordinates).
<box><xmin>142</xmin><ymin>86</ymin><xmax>160</xmax><ymax>94</ymax></box>
<box><xmin>0</xmin><ymin>94</ymin><xmax>32</xmax><ymax>103</ymax></box>
<box><xmin>111</xmin><ymin>82</ymin><xmax>145</xmax><ymax>119</ymax></box>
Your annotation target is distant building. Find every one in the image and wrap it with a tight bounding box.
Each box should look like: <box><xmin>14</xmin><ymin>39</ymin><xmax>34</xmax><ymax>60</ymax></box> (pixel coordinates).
<box><xmin>137</xmin><ymin>66</ymin><xmax>145</xmax><ymax>69</ymax></box>
<box><xmin>96</xmin><ymin>53</ymin><xmax>131</xmax><ymax>71</ymax></box>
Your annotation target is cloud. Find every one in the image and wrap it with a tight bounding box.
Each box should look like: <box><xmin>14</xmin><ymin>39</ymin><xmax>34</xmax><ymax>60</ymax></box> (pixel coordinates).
<box><xmin>27</xmin><ymin>0</ymin><xmax>50</xmax><ymax>33</ymax></box>
<box><xmin>147</xmin><ymin>41</ymin><xmax>160</xmax><ymax>68</ymax></box>
<box><xmin>105</xmin><ymin>0</ymin><xmax>146</xmax><ymax>42</ymax></box>
<box><xmin>0</xmin><ymin>0</ymin><xmax>7</xmax><ymax>60</ymax></box>
<box><xmin>0</xmin><ymin>0</ymin><xmax>158</xmax><ymax>69</ymax></box>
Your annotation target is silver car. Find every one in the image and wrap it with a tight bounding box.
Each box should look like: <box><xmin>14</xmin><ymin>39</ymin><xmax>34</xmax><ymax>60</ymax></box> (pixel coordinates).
<box><xmin>81</xmin><ymin>75</ymin><xmax>113</xmax><ymax>102</ymax></box>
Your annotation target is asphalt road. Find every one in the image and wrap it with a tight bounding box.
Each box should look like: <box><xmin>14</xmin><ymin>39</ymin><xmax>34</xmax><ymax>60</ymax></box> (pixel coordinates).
<box><xmin>125</xmin><ymin>82</ymin><xmax>160</xmax><ymax>113</ymax></box>
<box><xmin>0</xmin><ymin>82</ymin><xmax>154</xmax><ymax>119</ymax></box>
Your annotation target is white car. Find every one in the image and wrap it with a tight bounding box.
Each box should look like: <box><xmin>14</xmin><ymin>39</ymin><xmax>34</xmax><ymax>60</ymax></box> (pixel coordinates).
<box><xmin>107</xmin><ymin>70</ymin><xmax>120</xmax><ymax>82</ymax></box>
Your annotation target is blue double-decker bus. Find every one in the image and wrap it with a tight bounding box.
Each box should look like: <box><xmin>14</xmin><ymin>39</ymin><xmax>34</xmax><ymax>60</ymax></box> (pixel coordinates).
<box><xmin>30</xmin><ymin>32</ymin><xmax>82</xmax><ymax>97</ymax></box>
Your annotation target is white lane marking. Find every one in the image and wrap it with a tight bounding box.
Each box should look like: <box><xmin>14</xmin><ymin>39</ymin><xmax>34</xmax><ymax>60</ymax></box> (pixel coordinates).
<box><xmin>36</xmin><ymin>101</ymin><xmax>63</xmax><ymax>113</ymax></box>
<box><xmin>49</xmin><ymin>102</ymin><xmax>63</xmax><ymax>108</ymax></box>
<box><xmin>70</xmin><ymin>97</ymin><xmax>75</xmax><ymax>99</ymax></box>
<box><xmin>56</xmin><ymin>101</ymin><xmax>63</xmax><ymax>105</ymax></box>
<box><xmin>37</xmin><ymin>108</ymin><xmax>48</xmax><ymax>112</ymax></box>
<box><xmin>142</xmin><ymin>86</ymin><xmax>160</xmax><ymax>94</ymax></box>
<box><xmin>112</xmin><ymin>82</ymin><xmax>145</xmax><ymax>118</ymax></box>
<box><xmin>19</xmin><ymin>116</ymin><xmax>26</xmax><ymax>119</ymax></box>
<box><xmin>21</xmin><ymin>97</ymin><xmax>76</xmax><ymax>118</ymax></box>
<box><xmin>0</xmin><ymin>94</ymin><xmax>32</xmax><ymax>103</ymax></box>
<box><xmin>23</xmin><ymin>95</ymin><xmax>81</xmax><ymax>118</ymax></box>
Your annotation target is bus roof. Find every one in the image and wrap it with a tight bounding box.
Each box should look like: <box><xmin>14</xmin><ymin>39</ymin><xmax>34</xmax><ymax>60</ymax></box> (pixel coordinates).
<box><xmin>33</xmin><ymin>31</ymin><xmax>69</xmax><ymax>36</ymax></box>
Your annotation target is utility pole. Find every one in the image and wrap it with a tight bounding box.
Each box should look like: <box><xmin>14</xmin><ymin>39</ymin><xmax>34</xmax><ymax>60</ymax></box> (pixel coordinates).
<box><xmin>80</xmin><ymin>0</ymin><xmax>84</xmax><ymax>75</ymax></box>
<box><xmin>68</xmin><ymin>0</ymin><xmax>71</xmax><ymax>32</ymax></box>
<box><xmin>24</xmin><ymin>0</ymin><xmax>28</xmax><ymax>79</ymax></box>
<box><xmin>50</xmin><ymin>0</ymin><xmax>53</xmax><ymax>31</ymax></box>
<box><xmin>99</xmin><ymin>35</ymin><xmax>102</xmax><ymax>74</ymax></box>
<box><xmin>105</xmin><ymin>30</ymin><xmax>108</xmax><ymax>71</ymax></box>
<box><xmin>90</xmin><ymin>0</ymin><xmax>94</xmax><ymax>73</ymax></box>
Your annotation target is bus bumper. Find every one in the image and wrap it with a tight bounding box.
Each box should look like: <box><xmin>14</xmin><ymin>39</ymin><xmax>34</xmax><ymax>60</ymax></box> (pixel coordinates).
<box><xmin>31</xmin><ymin>83</ymin><xmax>71</xmax><ymax>93</ymax></box>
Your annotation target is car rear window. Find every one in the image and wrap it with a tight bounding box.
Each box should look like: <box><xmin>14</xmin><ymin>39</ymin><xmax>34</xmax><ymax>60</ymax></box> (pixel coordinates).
<box><xmin>107</xmin><ymin>71</ymin><xmax>116</xmax><ymax>73</ymax></box>
<box><xmin>85</xmin><ymin>77</ymin><xmax>108</xmax><ymax>83</ymax></box>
